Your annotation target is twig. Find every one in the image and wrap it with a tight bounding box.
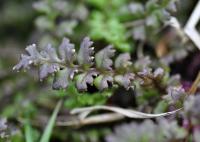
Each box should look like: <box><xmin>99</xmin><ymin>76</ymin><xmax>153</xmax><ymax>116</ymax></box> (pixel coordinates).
<box><xmin>56</xmin><ymin>113</ymin><xmax>125</xmax><ymax>127</ymax></box>
<box><xmin>71</xmin><ymin>105</ymin><xmax>181</xmax><ymax>118</ymax></box>
<box><xmin>188</xmin><ymin>71</ymin><xmax>200</xmax><ymax>95</ymax></box>
<box><xmin>56</xmin><ymin>105</ymin><xmax>181</xmax><ymax>127</ymax></box>
<box><xmin>137</xmin><ymin>42</ymin><xmax>144</xmax><ymax>59</ymax></box>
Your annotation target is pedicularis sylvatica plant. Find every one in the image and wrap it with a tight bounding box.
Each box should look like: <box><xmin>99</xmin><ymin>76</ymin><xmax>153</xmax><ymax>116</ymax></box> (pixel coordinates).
<box><xmin>13</xmin><ymin>37</ymin><xmax>166</xmax><ymax>92</ymax></box>
<box><xmin>4</xmin><ymin>0</ymin><xmax>200</xmax><ymax>141</ymax></box>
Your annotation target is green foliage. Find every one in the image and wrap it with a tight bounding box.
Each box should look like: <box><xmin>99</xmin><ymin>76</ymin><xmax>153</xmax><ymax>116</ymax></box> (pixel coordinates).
<box><xmin>88</xmin><ymin>0</ymin><xmax>134</xmax><ymax>52</ymax></box>
<box><xmin>137</xmin><ymin>88</ymin><xmax>160</xmax><ymax>105</ymax></box>
<box><xmin>86</xmin><ymin>0</ymin><xmax>128</xmax><ymax>10</ymax></box>
<box><xmin>55</xmin><ymin>83</ymin><xmax>112</xmax><ymax>109</ymax></box>
<box><xmin>89</xmin><ymin>12</ymin><xmax>132</xmax><ymax>52</ymax></box>
<box><xmin>154</xmin><ymin>100</ymin><xmax>168</xmax><ymax>113</ymax></box>
<box><xmin>87</xmin><ymin>0</ymin><xmax>132</xmax><ymax>52</ymax></box>
<box><xmin>9</xmin><ymin>131</ymin><xmax>25</xmax><ymax>142</ymax></box>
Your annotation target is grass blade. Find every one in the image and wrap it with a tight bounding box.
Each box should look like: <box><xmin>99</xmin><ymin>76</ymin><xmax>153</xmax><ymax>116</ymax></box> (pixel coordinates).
<box><xmin>25</xmin><ymin>119</ymin><xmax>33</xmax><ymax>142</ymax></box>
<box><xmin>40</xmin><ymin>100</ymin><xmax>62</xmax><ymax>142</ymax></box>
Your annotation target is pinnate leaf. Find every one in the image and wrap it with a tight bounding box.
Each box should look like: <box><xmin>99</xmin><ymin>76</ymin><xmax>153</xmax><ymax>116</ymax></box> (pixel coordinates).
<box><xmin>75</xmin><ymin>70</ymin><xmax>98</xmax><ymax>91</ymax></box>
<box><xmin>77</xmin><ymin>37</ymin><xmax>94</xmax><ymax>66</ymax></box>
<box><xmin>94</xmin><ymin>75</ymin><xmax>113</xmax><ymax>90</ymax></box>
<box><xmin>42</xmin><ymin>44</ymin><xmax>60</xmax><ymax>62</ymax></box>
<box><xmin>13</xmin><ymin>44</ymin><xmax>41</xmax><ymax>70</ymax></box>
<box><xmin>95</xmin><ymin>45</ymin><xmax>115</xmax><ymax>70</ymax></box>
<box><xmin>115</xmin><ymin>53</ymin><xmax>132</xmax><ymax>69</ymax></box>
<box><xmin>58</xmin><ymin>37</ymin><xmax>75</xmax><ymax>63</ymax></box>
<box><xmin>39</xmin><ymin>63</ymin><xmax>60</xmax><ymax>80</ymax></box>
<box><xmin>53</xmin><ymin>68</ymin><xmax>77</xmax><ymax>90</ymax></box>
<box><xmin>114</xmin><ymin>73</ymin><xmax>135</xmax><ymax>89</ymax></box>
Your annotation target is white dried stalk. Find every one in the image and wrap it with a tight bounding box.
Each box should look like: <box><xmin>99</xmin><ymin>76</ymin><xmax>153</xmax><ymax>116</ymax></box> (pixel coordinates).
<box><xmin>71</xmin><ymin>105</ymin><xmax>182</xmax><ymax>119</ymax></box>
<box><xmin>57</xmin><ymin>113</ymin><xmax>125</xmax><ymax>126</ymax></box>
<box><xmin>184</xmin><ymin>1</ymin><xmax>200</xmax><ymax>49</ymax></box>
<box><xmin>56</xmin><ymin>106</ymin><xmax>181</xmax><ymax>126</ymax></box>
